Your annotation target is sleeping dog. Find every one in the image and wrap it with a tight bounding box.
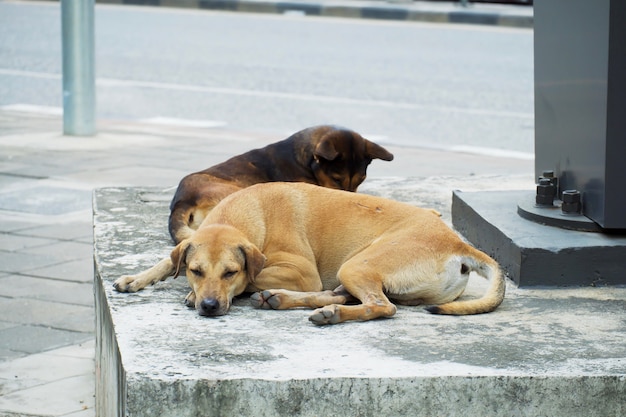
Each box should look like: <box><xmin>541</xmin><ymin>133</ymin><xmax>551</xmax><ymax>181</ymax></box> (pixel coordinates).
<box><xmin>115</xmin><ymin>183</ymin><xmax>505</xmax><ymax>325</ymax></box>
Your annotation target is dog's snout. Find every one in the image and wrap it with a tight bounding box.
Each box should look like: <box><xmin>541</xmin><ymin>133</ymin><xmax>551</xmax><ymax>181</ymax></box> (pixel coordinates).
<box><xmin>199</xmin><ymin>298</ymin><xmax>221</xmax><ymax>316</ymax></box>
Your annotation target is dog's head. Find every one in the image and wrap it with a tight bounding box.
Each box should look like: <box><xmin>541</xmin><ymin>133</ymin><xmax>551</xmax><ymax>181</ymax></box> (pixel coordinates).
<box><xmin>170</xmin><ymin>225</ymin><xmax>266</xmax><ymax>317</ymax></box>
<box><xmin>305</xmin><ymin>126</ymin><xmax>394</xmax><ymax>192</ymax></box>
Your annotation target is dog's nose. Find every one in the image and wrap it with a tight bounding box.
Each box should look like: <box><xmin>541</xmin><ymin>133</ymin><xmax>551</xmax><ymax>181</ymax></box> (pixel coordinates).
<box><xmin>199</xmin><ymin>298</ymin><xmax>220</xmax><ymax>316</ymax></box>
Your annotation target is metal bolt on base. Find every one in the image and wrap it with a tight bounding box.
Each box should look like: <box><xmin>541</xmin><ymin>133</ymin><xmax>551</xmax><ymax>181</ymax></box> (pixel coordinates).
<box><xmin>561</xmin><ymin>190</ymin><xmax>582</xmax><ymax>214</ymax></box>
<box><xmin>535</xmin><ymin>178</ymin><xmax>556</xmax><ymax>206</ymax></box>
<box><xmin>519</xmin><ymin>172</ymin><xmax>599</xmax><ymax>232</ymax></box>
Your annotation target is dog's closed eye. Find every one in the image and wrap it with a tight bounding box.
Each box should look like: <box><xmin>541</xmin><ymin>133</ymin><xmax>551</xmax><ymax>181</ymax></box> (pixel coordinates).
<box><xmin>223</xmin><ymin>270</ymin><xmax>238</xmax><ymax>279</ymax></box>
<box><xmin>190</xmin><ymin>268</ymin><xmax>203</xmax><ymax>277</ymax></box>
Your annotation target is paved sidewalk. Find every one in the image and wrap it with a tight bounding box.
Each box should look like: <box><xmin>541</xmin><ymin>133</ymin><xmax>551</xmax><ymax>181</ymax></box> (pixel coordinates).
<box><xmin>98</xmin><ymin>0</ymin><xmax>533</xmax><ymax>27</ymax></box>
<box><xmin>0</xmin><ymin>108</ymin><xmax>532</xmax><ymax>416</ymax></box>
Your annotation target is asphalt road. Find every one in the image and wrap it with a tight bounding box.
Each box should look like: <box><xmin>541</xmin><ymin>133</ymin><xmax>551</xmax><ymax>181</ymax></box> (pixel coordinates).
<box><xmin>0</xmin><ymin>1</ymin><xmax>534</xmax><ymax>155</ymax></box>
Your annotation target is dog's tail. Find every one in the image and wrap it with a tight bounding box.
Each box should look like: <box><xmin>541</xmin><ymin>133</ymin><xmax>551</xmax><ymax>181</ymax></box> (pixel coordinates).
<box><xmin>426</xmin><ymin>249</ymin><xmax>505</xmax><ymax>315</ymax></box>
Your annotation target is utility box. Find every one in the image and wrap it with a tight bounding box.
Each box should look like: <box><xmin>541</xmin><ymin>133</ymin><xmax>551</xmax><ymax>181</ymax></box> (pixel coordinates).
<box><xmin>534</xmin><ymin>0</ymin><xmax>626</xmax><ymax>230</ymax></box>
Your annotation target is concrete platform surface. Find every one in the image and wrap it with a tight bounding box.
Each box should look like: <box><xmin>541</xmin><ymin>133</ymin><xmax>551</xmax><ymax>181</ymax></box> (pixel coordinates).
<box><xmin>0</xmin><ymin>105</ymin><xmax>534</xmax><ymax>417</ymax></box>
<box><xmin>94</xmin><ymin>184</ymin><xmax>626</xmax><ymax>417</ymax></box>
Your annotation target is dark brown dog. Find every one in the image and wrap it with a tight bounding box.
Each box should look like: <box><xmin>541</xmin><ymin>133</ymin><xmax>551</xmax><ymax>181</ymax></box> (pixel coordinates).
<box><xmin>168</xmin><ymin>125</ymin><xmax>393</xmax><ymax>243</ymax></box>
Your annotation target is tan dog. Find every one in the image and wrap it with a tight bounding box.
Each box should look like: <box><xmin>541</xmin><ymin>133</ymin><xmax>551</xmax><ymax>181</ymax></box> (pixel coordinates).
<box><xmin>114</xmin><ymin>183</ymin><xmax>505</xmax><ymax>324</ymax></box>
<box><xmin>168</xmin><ymin>125</ymin><xmax>393</xmax><ymax>243</ymax></box>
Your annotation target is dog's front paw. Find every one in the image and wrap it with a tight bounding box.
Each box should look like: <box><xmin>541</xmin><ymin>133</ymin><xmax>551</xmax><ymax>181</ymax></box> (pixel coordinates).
<box><xmin>250</xmin><ymin>290</ymin><xmax>282</xmax><ymax>309</ymax></box>
<box><xmin>309</xmin><ymin>305</ymin><xmax>341</xmax><ymax>325</ymax></box>
<box><xmin>113</xmin><ymin>275</ymin><xmax>142</xmax><ymax>293</ymax></box>
<box><xmin>184</xmin><ymin>290</ymin><xmax>196</xmax><ymax>308</ymax></box>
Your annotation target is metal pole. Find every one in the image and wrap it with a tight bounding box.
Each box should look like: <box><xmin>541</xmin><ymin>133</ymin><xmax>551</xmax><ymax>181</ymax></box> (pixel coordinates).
<box><xmin>61</xmin><ymin>0</ymin><xmax>96</xmax><ymax>136</ymax></box>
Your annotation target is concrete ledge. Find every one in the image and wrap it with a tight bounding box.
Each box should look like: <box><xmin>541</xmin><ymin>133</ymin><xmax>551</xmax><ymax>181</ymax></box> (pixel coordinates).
<box><xmin>94</xmin><ymin>181</ymin><xmax>626</xmax><ymax>417</ymax></box>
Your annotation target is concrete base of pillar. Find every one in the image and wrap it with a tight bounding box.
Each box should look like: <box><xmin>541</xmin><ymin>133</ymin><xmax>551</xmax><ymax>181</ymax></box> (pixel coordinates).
<box><xmin>452</xmin><ymin>189</ymin><xmax>626</xmax><ymax>286</ymax></box>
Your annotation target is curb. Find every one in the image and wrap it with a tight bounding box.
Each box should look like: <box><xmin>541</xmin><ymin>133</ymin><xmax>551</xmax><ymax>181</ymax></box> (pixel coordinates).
<box><xmin>96</xmin><ymin>0</ymin><xmax>533</xmax><ymax>28</ymax></box>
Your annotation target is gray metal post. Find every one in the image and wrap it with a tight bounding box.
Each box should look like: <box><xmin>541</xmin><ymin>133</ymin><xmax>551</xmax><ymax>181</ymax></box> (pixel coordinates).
<box><xmin>61</xmin><ymin>0</ymin><xmax>96</xmax><ymax>136</ymax></box>
<box><xmin>534</xmin><ymin>0</ymin><xmax>626</xmax><ymax>229</ymax></box>
<box><xmin>451</xmin><ymin>0</ymin><xmax>626</xmax><ymax>286</ymax></box>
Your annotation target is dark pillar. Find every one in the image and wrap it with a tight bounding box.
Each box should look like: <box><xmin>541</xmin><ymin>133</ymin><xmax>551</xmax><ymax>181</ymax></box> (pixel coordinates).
<box><xmin>534</xmin><ymin>0</ymin><xmax>626</xmax><ymax>229</ymax></box>
<box><xmin>451</xmin><ymin>0</ymin><xmax>626</xmax><ymax>286</ymax></box>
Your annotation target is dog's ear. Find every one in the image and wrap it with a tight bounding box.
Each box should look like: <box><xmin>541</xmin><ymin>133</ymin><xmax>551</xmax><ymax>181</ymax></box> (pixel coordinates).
<box><xmin>170</xmin><ymin>240</ymin><xmax>191</xmax><ymax>278</ymax></box>
<box><xmin>239</xmin><ymin>244</ymin><xmax>266</xmax><ymax>282</ymax></box>
<box><xmin>365</xmin><ymin>140</ymin><xmax>394</xmax><ymax>161</ymax></box>
<box><xmin>314</xmin><ymin>135</ymin><xmax>340</xmax><ymax>161</ymax></box>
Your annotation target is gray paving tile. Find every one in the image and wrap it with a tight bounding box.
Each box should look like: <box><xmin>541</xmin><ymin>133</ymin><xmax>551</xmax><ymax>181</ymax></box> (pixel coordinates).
<box><xmin>0</xmin><ymin>186</ymin><xmax>92</xmax><ymax>215</ymax></box>
<box><xmin>0</xmin><ymin>218</ymin><xmax>38</xmax><ymax>233</ymax></box>
<box><xmin>0</xmin><ymin>324</ymin><xmax>91</xmax><ymax>355</ymax></box>
<box><xmin>40</xmin><ymin>149</ymin><xmax>114</xmax><ymax>166</ymax></box>
<box><xmin>26</xmin><ymin>257</ymin><xmax>94</xmax><ymax>283</ymax></box>
<box><xmin>0</xmin><ymin>275</ymin><xmax>94</xmax><ymax>307</ymax></box>
<box><xmin>0</xmin><ymin>347</ymin><xmax>26</xmax><ymax>362</ymax></box>
<box><xmin>0</xmin><ymin>146</ymin><xmax>30</xmax><ymax>161</ymax></box>
<box><xmin>23</xmin><ymin>240</ymin><xmax>92</xmax><ymax>262</ymax></box>
<box><xmin>7</xmin><ymin>159</ymin><xmax>88</xmax><ymax>178</ymax></box>
<box><xmin>15</xmin><ymin>221</ymin><xmax>93</xmax><ymax>241</ymax></box>
<box><xmin>0</xmin><ymin>234</ymin><xmax>56</xmax><ymax>251</ymax></box>
<box><xmin>75</xmin><ymin>235</ymin><xmax>94</xmax><ymax>244</ymax></box>
<box><xmin>1</xmin><ymin>149</ymin><xmax>104</xmax><ymax>178</ymax></box>
<box><xmin>0</xmin><ymin>320</ymin><xmax>16</xmax><ymax>332</ymax></box>
<box><xmin>47</xmin><ymin>340</ymin><xmax>94</xmax><ymax>360</ymax></box>
<box><xmin>0</xmin><ymin>373</ymin><xmax>95</xmax><ymax>416</ymax></box>
<box><xmin>0</xmin><ymin>174</ymin><xmax>40</xmax><ymax>192</ymax></box>
<box><xmin>66</xmin><ymin>165</ymin><xmax>184</xmax><ymax>188</ymax></box>
<box><xmin>0</xmin><ymin>298</ymin><xmax>94</xmax><ymax>333</ymax></box>
<box><xmin>0</xmin><ymin>111</ymin><xmax>61</xmax><ymax>136</ymax></box>
<box><xmin>0</xmin><ymin>250</ymin><xmax>62</xmax><ymax>275</ymax></box>
<box><xmin>0</xmin><ymin>347</ymin><xmax>94</xmax><ymax>393</ymax></box>
<box><xmin>63</xmin><ymin>407</ymin><xmax>97</xmax><ymax>417</ymax></box>
<box><xmin>0</xmin><ymin>322</ymin><xmax>26</xmax><ymax>361</ymax></box>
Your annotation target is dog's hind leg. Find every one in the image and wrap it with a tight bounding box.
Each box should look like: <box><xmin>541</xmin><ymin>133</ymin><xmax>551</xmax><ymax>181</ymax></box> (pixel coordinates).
<box><xmin>308</xmin><ymin>286</ymin><xmax>396</xmax><ymax>325</ymax></box>
<box><xmin>250</xmin><ymin>286</ymin><xmax>354</xmax><ymax>310</ymax></box>
<box><xmin>113</xmin><ymin>258</ymin><xmax>176</xmax><ymax>293</ymax></box>
<box><xmin>309</xmin><ymin>265</ymin><xmax>397</xmax><ymax>325</ymax></box>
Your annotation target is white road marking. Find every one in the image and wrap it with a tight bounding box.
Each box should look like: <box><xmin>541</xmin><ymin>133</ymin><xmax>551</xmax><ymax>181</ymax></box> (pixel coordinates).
<box><xmin>0</xmin><ymin>103</ymin><xmax>63</xmax><ymax>115</ymax></box>
<box><xmin>0</xmin><ymin>68</ymin><xmax>60</xmax><ymax>80</ymax></box>
<box><xmin>139</xmin><ymin>117</ymin><xmax>226</xmax><ymax>128</ymax></box>
<box><xmin>448</xmin><ymin>145</ymin><xmax>534</xmax><ymax>160</ymax></box>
